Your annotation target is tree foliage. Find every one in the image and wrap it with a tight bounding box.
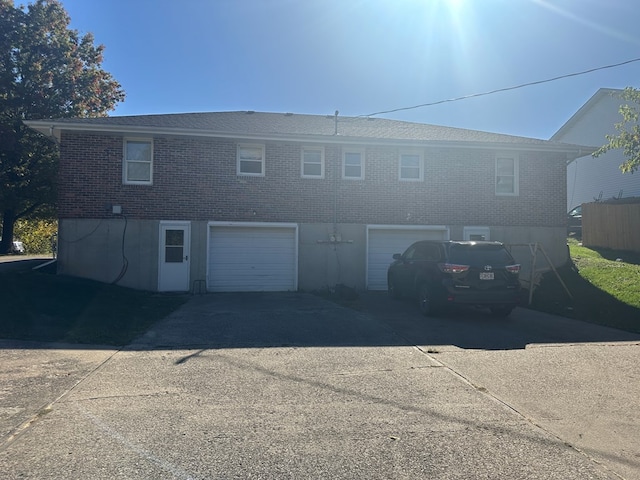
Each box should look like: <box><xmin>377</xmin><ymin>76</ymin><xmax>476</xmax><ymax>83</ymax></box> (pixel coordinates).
<box><xmin>0</xmin><ymin>0</ymin><xmax>124</xmax><ymax>253</ymax></box>
<box><xmin>593</xmin><ymin>87</ymin><xmax>640</xmax><ymax>174</ymax></box>
<box><xmin>14</xmin><ymin>218</ymin><xmax>57</xmax><ymax>254</ymax></box>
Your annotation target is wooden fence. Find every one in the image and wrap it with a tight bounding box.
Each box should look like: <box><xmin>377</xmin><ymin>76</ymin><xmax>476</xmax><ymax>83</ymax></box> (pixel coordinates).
<box><xmin>582</xmin><ymin>202</ymin><xmax>640</xmax><ymax>252</ymax></box>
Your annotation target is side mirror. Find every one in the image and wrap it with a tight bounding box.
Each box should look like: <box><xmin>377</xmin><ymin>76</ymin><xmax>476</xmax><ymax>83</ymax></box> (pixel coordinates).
<box><xmin>392</xmin><ymin>253</ymin><xmax>402</xmax><ymax>260</ymax></box>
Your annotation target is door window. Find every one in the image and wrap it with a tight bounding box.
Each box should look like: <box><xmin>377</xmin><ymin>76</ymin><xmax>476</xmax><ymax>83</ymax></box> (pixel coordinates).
<box><xmin>165</xmin><ymin>229</ymin><xmax>184</xmax><ymax>263</ymax></box>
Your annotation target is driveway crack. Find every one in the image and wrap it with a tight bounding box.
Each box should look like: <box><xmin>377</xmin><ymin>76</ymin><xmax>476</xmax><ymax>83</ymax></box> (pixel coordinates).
<box><xmin>0</xmin><ymin>347</ymin><xmax>121</xmax><ymax>451</ymax></box>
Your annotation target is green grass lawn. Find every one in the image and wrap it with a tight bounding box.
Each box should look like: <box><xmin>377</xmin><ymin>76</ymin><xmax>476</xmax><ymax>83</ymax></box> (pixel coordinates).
<box><xmin>530</xmin><ymin>239</ymin><xmax>640</xmax><ymax>333</ymax></box>
<box><xmin>0</xmin><ymin>270</ymin><xmax>188</xmax><ymax>345</ymax></box>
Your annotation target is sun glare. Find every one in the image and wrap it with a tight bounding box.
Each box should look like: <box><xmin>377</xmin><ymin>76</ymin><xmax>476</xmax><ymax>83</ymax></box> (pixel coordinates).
<box><xmin>446</xmin><ymin>0</ymin><xmax>465</xmax><ymax>13</ymax></box>
<box><xmin>532</xmin><ymin>0</ymin><xmax>640</xmax><ymax>45</ymax></box>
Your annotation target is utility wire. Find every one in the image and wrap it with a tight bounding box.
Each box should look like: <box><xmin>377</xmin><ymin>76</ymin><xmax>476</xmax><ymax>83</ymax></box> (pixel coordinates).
<box><xmin>359</xmin><ymin>57</ymin><xmax>640</xmax><ymax>118</ymax></box>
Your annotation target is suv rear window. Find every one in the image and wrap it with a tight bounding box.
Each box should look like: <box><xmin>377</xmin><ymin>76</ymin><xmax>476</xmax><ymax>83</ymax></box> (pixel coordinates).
<box><xmin>448</xmin><ymin>244</ymin><xmax>514</xmax><ymax>265</ymax></box>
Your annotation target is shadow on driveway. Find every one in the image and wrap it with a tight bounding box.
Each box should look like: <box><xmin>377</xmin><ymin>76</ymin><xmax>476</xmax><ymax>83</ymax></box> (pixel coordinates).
<box><xmin>128</xmin><ymin>291</ymin><xmax>640</xmax><ymax>351</ymax></box>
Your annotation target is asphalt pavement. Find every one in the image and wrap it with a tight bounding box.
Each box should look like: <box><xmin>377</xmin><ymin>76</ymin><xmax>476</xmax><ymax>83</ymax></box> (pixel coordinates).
<box><xmin>0</xmin><ymin>255</ymin><xmax>53</xmax><ymax>271</ymax></box>
<box><xmin>1</xmin><ymin>290</ymin><xmax>639</xmax><ymax>479</ymax></box>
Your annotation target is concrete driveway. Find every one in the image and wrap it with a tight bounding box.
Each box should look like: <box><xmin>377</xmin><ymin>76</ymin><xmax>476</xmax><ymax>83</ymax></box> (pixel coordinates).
<box><xmin>0</xmin><ymin>255</ymin><xmax>53</xmax><ymax>272</ymax></box>
<box><xmin>1</xmin><ymin>291</ymin><xmax>638</xmax><ymax>479</ymax></box>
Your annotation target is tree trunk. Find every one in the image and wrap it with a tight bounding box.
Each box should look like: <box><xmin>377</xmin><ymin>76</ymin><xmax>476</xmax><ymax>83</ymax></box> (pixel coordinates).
<box><xmin>0</xmin><ymin>210</ymin><xmax>16</xmax><ymax>254</ymax></box>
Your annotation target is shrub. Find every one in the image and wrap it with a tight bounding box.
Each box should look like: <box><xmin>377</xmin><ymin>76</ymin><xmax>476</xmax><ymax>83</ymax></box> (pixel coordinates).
<box><xmin>14</xmin><ymin>219</ymin><xmax>58</xmax><ymax>255</ymax></box>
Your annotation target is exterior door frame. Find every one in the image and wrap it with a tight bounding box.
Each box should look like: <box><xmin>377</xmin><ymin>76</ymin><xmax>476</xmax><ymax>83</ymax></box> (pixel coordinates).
<box><xmin>158</xmin><ymin>221</ymin><xmax>191</xmax><ymax>292</ymax></box>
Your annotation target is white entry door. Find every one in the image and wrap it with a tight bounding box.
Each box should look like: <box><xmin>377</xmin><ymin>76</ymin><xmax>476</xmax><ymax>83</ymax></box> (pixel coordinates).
<box><xmin>158</xmin><ymin>222</ymin><xmax>190</xmax><ymax>292</ymax></box>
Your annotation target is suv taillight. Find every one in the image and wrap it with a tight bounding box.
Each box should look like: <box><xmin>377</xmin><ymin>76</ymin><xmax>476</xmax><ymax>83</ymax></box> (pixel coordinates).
<box><xmin>506</xmin><ymin>264</ymin><xmax>521</xmax><ymax>274</ymax></box>
<box><xmin>438</xmin><ymin>263</ymin><xmax>470</xmax><ymax>274</ymax></box>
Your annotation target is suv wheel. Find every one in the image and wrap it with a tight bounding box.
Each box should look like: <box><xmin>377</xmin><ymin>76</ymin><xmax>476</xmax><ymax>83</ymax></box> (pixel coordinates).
<box><xmin>417</xmin><ymin>284</ymin><xmax>438</xmax><ymax>316</ymax></box>
<box><xmin>388</xmin><ymin>276</ymin><xmax>400</xmax><ymax>300</ymax></box>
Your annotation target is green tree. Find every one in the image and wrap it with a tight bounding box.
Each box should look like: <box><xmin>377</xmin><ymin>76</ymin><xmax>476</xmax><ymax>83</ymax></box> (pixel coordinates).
<box><xmin>14</xmin><ymin>218</ymin><xmax>58</xmax><ymax>254</ymax></box>
<box><xmin>593</xmin><ymin>87</ymin><xmax>640</xmax><ymax>174</ymax></box>
<box><xmin>0</xmin><ymin>0</ymin><xmax>124</xmax><ymax>254</ymax></box>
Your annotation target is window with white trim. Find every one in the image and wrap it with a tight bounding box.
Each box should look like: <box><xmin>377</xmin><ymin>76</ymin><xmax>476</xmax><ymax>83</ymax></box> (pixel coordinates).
<box><xmin>399</xmin><ymin>151</ymin><xmax>423</xmax><ymax>181</ymax></box>
<box><xmin>237</xmin><ymin>144</ymin><xmax>265</xmax><ymax>176</ymax></box>
<box><xmin>301</xmin><ymin>146</ymin><xmax>324</xmax><ymax>178</ymax></box>
<box><xmin>495</xmin><ymin>155</ymin><xmax>519</xmax><ymax>195</ymax></box>
<box><xmin>343</xmin><ymin>149</ymin><xmax>364</xmax><ymax>180</ymax></box>
<box><xmin>463</xmin><ymin>226</ymin><xmax>490</xmax><ymax>241</ymax></box>
<box><xmin>124</xmin><ymin>138</ymin><xmax>153</xmax><ymax>185</ymax></box>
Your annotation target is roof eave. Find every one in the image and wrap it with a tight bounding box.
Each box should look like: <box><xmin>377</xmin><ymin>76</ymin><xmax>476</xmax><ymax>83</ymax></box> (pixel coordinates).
<box><xmin>23</xmin><ymin>119</ymin><xmax>593</xmax><ymax>158</ymax></box>
<box><xmin>551</xmin><ymin>88</ymin><xmax>622</xmax><ymax>141</ymax></box>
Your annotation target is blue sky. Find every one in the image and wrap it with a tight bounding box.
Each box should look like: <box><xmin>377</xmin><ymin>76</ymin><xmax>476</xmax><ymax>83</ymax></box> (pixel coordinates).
<box><xmin>59</xmin><ymin>0</ymin><xmax>640</xmax><ymax>139</ymax></box>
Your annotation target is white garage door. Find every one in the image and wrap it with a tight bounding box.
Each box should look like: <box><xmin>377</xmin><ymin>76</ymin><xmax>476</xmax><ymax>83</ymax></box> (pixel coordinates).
<box><xmin>366</xmin><ymin>226</ymin><xmax>449</xmax><ymax>290</ymax></box>
<box><xmin>208</xmin><ymin>223</ymin><xmax>298</xmax><ymax>292</ymax></box>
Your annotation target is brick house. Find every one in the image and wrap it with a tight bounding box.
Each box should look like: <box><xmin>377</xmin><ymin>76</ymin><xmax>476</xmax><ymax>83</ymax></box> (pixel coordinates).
<box><xmin>26</xmin><ymin>112</ymin><xmax>590</xmax><ymax>292</ymax></box>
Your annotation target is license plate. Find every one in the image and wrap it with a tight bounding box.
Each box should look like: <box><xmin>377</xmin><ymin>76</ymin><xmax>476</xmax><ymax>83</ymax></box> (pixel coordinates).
<box><xmin>479</xmin><ymin>272</ymin><xmax>494</xmax><ymax>280</ymax></box>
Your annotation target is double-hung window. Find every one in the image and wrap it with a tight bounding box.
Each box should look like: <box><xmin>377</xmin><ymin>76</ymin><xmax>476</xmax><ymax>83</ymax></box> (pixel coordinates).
<box><xmin>237</xmin><ymin>144</ymin><xmax>265</xmax><ymax>176</ymax></box>
<box><xmin>124</xmin><ymin>138</ymin><xmax>153</xmax><ymax>185</ymax></box>
<box><xmin>399</xmin><ymin>151</ymin><xmax>423</xmax><ymax>181</ymax></box>
<box><xmin>495</xmin><ymin>155</ymin><xmax>519</xmax><ymax>195</ymax></box>
<box><xmin>343</xmin><ymin>149</ymin><xmax>364</xmax><ymax>180</ymax></box>
<box><xmin>301</xmin><ymin>146</ymin><xmax>324</xmax><ymax>178</ymax></box>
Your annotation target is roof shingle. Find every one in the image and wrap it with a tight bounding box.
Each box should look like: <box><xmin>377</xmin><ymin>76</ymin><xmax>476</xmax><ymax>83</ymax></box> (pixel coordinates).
<box><xmin>27</xmin><ymin>111</ymin><xmax>592</xmax><ymax>153</ymax></box>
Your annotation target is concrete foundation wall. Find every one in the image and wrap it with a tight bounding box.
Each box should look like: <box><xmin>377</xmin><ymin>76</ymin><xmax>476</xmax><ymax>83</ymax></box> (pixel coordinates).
<box><xmin>298</xmin><ymin>224</ymin><xmax>366</xmax><ymax>292</ymax></box>
<box><xmin>57</xmin><ymin>218</ymin><xmax>160</xmax><ymax>291</ymax></box>
<box><xmin>489</xmin><ymin>226</ymin><xmax>570</xmax><ymax>286</ymax></box>
<box><xmin>491</xmin><ymin>225</ymin><xmax>568</xmax><ymax>262</ymax></box>
<box><xmin>58</xmin><ymin>219</ymin><xmax>569</xmax><ymax>293</ymax></box>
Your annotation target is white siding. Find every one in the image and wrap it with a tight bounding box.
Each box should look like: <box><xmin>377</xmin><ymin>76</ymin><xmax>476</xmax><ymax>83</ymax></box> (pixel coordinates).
<box><xmin>554</xmin><ymin>89</ymin><xmax>640</xmax><ymax>210</ymax></box>
<box><xmin>567</xmin><ymin>153</ymin><xmax>640</xmax><ymax>209</ymax></box>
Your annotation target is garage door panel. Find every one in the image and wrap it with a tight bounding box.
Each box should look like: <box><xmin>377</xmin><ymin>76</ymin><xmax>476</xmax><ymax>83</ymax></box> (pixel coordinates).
<box><xmin>367</xmin><ymin>227</ymin><xmax>448</xmax><ymax>291</ymax></box>
<box><xmin>208</xmin><ymin>225</ymin><xmax>297</xmax><ymax>292</ymax></box>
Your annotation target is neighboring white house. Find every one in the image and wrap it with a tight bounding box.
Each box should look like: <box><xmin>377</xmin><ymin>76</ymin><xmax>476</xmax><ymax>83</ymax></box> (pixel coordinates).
<box><xmin>552</xmin><ymin>88</ymin><xmax>640</xmax><ymax>211</ymax></box>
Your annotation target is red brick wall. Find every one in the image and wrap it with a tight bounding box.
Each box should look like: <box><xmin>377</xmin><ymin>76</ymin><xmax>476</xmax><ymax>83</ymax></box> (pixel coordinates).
<box><xmin>58</xmin><ymin>133</ymin><xmax>567</xmax><ymax>227</ymax></box>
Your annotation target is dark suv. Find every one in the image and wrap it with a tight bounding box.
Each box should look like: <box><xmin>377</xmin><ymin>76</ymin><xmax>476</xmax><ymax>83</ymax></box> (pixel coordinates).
<box><xmin>387</xmin><ymin>240</ymin><xmax>521</xmax><ymax>317</ymax></box>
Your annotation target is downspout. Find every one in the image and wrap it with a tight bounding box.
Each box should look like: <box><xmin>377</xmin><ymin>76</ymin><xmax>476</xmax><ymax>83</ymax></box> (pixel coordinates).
<box><xmin>48</xmin><ymin>125</ymin><xmax>61</xmax><ymax>145</ymax></box>
<box><xmin>333</xmin><ymin>110</ymin><xmax>339</xmax><ymax>232</ymax></box>
<box><xmin>333</xmin><ymin>111</ymin><xmax>340</xmax><ymax>285</ymax></box>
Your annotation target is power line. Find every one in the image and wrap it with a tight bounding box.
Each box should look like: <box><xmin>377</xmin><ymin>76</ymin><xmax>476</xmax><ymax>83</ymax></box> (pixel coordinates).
<box><xmin>359</xmin><ymin>57</ymin><xmax>640</xmax><ymax>118</ymax></box>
